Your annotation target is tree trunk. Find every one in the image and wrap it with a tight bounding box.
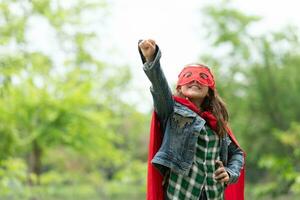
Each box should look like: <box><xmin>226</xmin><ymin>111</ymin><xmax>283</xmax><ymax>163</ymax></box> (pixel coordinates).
<box><xmin>27</xmin><ymin>140</ymin><xmax>42</xmax><ymax>185</ymax></box>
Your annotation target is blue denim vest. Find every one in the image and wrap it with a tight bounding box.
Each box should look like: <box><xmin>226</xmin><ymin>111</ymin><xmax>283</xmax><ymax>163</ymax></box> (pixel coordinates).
<box><xmin>152</xmin><ymin>101</ymin><xmax>205</xmax><ymax>175</ymax></box>
<box><xmin>139</xmin><ymin>45</ymin><xmax>244</xmax><ymax>184</ymax></box>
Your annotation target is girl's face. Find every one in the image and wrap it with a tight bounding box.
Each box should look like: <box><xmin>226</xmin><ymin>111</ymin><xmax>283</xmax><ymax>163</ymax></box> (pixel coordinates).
<box><xmin>178</xmin><ymin>80</ymin><xmax>209</xmax><ymax>100</ymax></box>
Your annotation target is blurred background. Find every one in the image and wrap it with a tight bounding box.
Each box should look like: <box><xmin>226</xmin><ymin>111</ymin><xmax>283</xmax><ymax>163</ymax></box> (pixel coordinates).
<box><xmin>1</xmin><ymin>0</ymin><xmax>300</xmax><ymax>199</ymax></box>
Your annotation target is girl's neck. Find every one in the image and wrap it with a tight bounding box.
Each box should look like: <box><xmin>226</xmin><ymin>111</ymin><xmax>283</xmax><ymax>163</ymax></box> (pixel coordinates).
<box><xmin>187</xmin><ymin>97</ymin><xmax>204</xmax><ymax>110</ymax></box>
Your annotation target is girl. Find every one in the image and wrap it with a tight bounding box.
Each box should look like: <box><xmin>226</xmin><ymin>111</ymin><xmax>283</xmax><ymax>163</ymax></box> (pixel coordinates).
<box><xmin>138</xmin><ymin>39</ymin><xmax>245</xmax><ymax>200</ymax></box>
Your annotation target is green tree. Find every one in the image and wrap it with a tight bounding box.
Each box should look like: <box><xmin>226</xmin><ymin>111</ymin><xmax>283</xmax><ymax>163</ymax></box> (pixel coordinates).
<box><xmin>1</xmin><ymin>1</ymin><xmax>150</xmax><ymax>199</ymax></box>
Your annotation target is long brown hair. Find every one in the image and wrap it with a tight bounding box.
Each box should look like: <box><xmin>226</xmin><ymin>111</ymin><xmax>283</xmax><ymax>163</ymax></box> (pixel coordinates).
<box><xmin>202</xmin><ymin>89</ymin><xmax>229</xmax><ymax>137</ymax></box>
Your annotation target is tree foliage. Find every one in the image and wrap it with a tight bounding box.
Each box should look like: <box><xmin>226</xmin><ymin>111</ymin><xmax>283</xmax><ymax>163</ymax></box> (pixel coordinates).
<box><xmin>0</xmin><ymin>0</ymin><xmax>148</xmax><ymax>199</ymax></box>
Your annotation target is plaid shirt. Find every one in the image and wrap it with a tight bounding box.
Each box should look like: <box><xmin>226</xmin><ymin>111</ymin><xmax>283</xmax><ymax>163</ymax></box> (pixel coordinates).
<box><xmin>166</xmin><ymin>125</ymin><xmax>224</xmax><ymax>200</ymax></box>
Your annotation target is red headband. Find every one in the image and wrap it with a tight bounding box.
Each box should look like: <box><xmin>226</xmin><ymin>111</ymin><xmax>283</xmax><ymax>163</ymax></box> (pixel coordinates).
<box><xmin>177</xmin><ymin>65</ymin><xmax>215</xmax><ymax>90</ymax></box>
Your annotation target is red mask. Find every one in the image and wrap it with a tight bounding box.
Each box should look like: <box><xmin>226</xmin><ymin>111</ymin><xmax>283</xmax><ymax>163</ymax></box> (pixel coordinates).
<box><xmin>176</xmin><ymin>65</ymin><xmax>215</xmax><ymax>90</ymax></box>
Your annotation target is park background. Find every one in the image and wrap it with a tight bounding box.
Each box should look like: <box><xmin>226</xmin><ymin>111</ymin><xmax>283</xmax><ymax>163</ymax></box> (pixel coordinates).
<box><xmin>1</xmin><ymin>0</ymin><xmax>300</xmax><ymax>199</ymax></box>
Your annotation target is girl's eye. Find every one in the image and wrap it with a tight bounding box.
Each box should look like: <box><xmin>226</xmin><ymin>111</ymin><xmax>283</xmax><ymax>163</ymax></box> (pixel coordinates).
<box><xmin>200</xmin><ymin>73</ymin><xmax>208</xmax><ymax>79</ymax></box>
<box><xmin>184</xmin><ymin>72</ymin><xmax>192</xmax><ymax>78</ymax></box>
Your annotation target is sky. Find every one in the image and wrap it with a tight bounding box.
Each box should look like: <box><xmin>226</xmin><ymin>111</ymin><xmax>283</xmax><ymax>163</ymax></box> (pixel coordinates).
<box><xmin>102</xmin><ymin>0</ymin><xmax>300</xmax><ymax>112</ymax></box>
<box><xmin>23</xmin><ymin>0</ymin><xmax>300</xmax><ymax>112</ymax></box>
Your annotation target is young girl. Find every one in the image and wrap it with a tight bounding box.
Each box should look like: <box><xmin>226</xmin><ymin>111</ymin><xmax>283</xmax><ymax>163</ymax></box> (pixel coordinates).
<box><xmin>138</xmin><ymin>39</ymin><xmax>245</xmax><ymax>200</ymax></box>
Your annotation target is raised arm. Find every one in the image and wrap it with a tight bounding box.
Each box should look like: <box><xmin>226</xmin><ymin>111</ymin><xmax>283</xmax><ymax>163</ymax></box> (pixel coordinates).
<box><xmin>138</xmin><ymin>39</ymin><xmax>174</xmax><ymax>122</ymax></box>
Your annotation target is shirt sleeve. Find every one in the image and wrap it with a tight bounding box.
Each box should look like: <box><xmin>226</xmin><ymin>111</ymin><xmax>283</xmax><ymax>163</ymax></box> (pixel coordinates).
<box><xmin>224</xmin><ymin>136</ymin><xmax>244</xmax><ymax>184</ymax></box>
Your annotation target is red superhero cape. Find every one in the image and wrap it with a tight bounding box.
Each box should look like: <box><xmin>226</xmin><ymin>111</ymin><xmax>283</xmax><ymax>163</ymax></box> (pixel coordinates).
<box><xmin>147</xmin><ymin>96</ymin><xmax>245</xmax><ymax>200</ymax></box>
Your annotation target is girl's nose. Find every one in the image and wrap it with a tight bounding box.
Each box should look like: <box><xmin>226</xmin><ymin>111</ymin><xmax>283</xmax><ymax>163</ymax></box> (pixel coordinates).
<box><xmin>192</xmin><ymin>80</ymin><xmax>205</xmax><ymax>87</ymax></box>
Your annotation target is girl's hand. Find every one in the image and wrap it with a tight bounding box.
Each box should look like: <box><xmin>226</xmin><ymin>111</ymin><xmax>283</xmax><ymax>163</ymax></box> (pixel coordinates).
<box><xmin>214</xmin><ymin>160</ymin><xmax>230</xmax><ymax>183</ymax></box>
<box><xmin>138</xmin><ymin>39</ymin><xmax>156</xmax><ymax>62</ymax></box>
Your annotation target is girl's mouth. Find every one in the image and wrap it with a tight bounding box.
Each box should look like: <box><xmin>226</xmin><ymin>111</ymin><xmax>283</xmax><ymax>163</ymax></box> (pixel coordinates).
<box><xmin>189</xmin><ymin>84</ymin><xmax>201</xmax><ymax>89</ymax></box>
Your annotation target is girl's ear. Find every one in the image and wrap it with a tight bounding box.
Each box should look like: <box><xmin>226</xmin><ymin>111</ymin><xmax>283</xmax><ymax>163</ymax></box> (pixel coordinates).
<box><xmin>176</xmin><ymin>86</ymin><xmax>181</xmax><ymax>93</ymax></box>
<box><xmin>175</xmin><ymin>86</ymin><xmax>183</xmax><ymax>97</ymax></box>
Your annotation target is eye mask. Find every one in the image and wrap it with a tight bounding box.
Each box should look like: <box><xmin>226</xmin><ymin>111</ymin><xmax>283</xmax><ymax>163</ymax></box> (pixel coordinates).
<box><xmin>177</xmin><ymin>65</ymin><xmax>215</xmax><ymax>90</ymax></box>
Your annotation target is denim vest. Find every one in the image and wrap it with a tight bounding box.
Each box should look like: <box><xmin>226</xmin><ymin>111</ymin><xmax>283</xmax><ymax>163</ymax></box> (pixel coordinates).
<box><xmin>139</xmin><ymin>45</ymin><xmax>244</xmax><ymax>184</ymax></box>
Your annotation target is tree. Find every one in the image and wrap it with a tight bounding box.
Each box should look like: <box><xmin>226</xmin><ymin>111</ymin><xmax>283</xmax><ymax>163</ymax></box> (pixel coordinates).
<box><xmin>0</xmin><ymin>0</ymin><xmax>129</xmax><ymax>185</ymax></box>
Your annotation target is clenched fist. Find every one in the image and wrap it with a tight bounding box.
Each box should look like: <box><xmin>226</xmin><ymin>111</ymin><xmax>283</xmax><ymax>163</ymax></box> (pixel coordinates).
<box><xmin>138</xmin><ymin>39</ymin><xmax>156</xmax><ymax>62</ymax></box>
<box><xmin>214</xmin><ymin>160</ymin><xmax>230</xmax><ymax>184</ymax></box>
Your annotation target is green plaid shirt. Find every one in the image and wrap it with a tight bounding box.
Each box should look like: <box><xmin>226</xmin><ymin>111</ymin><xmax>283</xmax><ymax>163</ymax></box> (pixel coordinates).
<box><xmin>166</xmin><ymin>125</ymin><xmax>224</xmax><ymax>200</ymax></box>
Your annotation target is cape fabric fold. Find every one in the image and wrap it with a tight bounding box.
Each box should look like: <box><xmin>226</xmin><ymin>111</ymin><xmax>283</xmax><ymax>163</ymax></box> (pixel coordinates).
<box><xmin>146</xmin><ymin>96</ymin><xmax>245</xmax><ymax>200</ymax></box>
<box><xmin>147</xmin><ymin>111</ymin><xmax>164</xmax><ymax>200</ymax></box>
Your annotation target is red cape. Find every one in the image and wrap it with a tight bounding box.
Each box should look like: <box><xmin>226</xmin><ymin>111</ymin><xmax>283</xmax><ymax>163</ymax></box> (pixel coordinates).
<box><xmin>147</xmin><ymin>96</ymin><xmax>245</xmax><ymax>200</ymax></box>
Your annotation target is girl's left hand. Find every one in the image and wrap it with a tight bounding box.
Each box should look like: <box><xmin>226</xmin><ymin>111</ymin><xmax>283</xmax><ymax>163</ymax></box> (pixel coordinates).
<box><xmin>214</xmin><ymin>160</ymin><xmax>229</xmax><ymax>183</ymax></box>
